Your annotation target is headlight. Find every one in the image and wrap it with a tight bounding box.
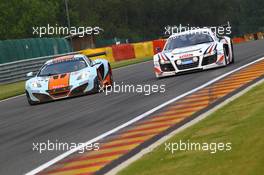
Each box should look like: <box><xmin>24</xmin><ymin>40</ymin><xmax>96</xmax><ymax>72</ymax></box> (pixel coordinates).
<box><xmin>193</xmin><ymin>57</ymin><xmax>199</xmax><ymax>62</ymax></box>
<box><xmin>31</xmin><ymin>81</ymin><xmax>41</xmax><ymax>88</ymax></box>
<box><xmin>176</xmin><ymin>59</ymin><xmax>182</xmax><ymax>65</ymax></box>
<box><xmin>77</xmin><ymin>72</ymin><xmax>89</xmax><ymax>80</ymax></box>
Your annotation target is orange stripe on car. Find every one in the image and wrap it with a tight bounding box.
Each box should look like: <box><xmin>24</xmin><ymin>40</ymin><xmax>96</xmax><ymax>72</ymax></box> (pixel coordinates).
<box><xmin>48</xmin><ymin>73</ymin><xmax>70</xmax><ymax>90</ymax></box>
<box><xmin>217</xmin><ymin>55</ymin><xmax>225</xmax><ymax>64</ymax></box>
<box><xmin>154</xmin><ymin>67</ymin><xmax>162</xmax><ymax>74</ymax></box>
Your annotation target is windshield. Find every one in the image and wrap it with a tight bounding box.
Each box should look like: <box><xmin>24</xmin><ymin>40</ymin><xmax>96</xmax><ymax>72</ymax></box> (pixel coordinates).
<box><xmin>38</xmin><ymin>57</ymin><xmax>87</xmax><ymax>77</ymax></box>
<box><xmin>164</xmin><ymin>33</ymin><xmax>213</xmax><ymax>50</ymax></box>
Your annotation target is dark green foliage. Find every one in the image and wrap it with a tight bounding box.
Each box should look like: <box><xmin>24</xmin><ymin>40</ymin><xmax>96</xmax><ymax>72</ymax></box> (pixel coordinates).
<box><xmin>0</xmin><ymin>0</ymin><xmax>263</xmax><ymax>40</ymax></box>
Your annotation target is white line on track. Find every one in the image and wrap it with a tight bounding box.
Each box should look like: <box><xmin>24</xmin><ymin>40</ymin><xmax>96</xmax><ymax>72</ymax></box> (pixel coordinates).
<box><xmin>26</xmin><ymin>57</ymin><xmax>264</xmax><ymax>175</ymax></box>
<box><xmin>0</xmin><ymin>94</ymin><xmax>25</xmax><ymax>103</ymax></box>
<box><xmin>107</xmin><ymin>75</ymin><xmax>264</xmax><ymax>175</ymax></box>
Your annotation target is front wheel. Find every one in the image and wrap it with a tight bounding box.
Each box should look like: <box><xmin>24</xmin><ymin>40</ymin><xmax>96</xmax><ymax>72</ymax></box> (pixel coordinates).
<box><xmin>26</xmin><ymin>91</ymin><xmax>38</xmax><ymax>105</ymax></box>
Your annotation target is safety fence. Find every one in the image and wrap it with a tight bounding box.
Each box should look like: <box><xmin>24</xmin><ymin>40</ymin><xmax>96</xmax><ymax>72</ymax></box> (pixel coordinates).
<box><xmin>0</xmin><ymin>31</ymin><xmax>263</xmax><ymax>84</ymax></box>
<box><xmin>80</xmin><ymin>32</ymin><xmax>264</xmax><ymax>63</ymax></box>
<box><xmin>0</xmin><ymin>38</ymin><xmax>71</xmax><ymax>64</ymax></box>
<box><xmin>79</xmin><ymin>39</ymin><xmax>166</xmax><ymax>63</ymax></box>
<box><xmin>0</xmin><ymin>52</ymin><xmax>104</xmax><ymax>84</ymax></box>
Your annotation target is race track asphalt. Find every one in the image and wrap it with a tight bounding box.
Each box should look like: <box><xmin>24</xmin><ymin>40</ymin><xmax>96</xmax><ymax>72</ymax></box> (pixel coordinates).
<box><xmin>1</xmin><ymin>40</ymin><xmax>264</xmax><ymax>175</ymax></box>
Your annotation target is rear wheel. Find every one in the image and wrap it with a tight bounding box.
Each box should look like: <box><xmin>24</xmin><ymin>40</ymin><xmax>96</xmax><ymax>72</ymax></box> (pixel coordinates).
<box><xmin>108</xmin><ymin>66</ymin><xmax>113</xmax><ymax>86</ymax></box>
<box><xmin>230</xmin><ymin>42</ymin><xmax>235</xmax><ymax>64</ymax></box>
<box><xmin>224</xmin><ymin>47</ymin><xmax>229</xmax><ymax>65</ymax></box>
<box><xmin>94</xmin><ymin>72</ymin><xmax>104</xmax><ymax>93</ymax></box>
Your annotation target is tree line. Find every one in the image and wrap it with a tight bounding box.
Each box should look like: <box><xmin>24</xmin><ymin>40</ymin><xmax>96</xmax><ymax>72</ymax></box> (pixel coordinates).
<box><xmin>0</xmin><ymin>0</ymin><xmax>263</xmax><ymax>41</ymax></box>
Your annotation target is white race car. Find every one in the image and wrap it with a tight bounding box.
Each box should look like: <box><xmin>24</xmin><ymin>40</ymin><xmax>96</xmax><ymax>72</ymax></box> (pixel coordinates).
<box><xmin>153</xmin><ymin>28</ymin><xmax>234</xmax><ymax>78</ymax></box>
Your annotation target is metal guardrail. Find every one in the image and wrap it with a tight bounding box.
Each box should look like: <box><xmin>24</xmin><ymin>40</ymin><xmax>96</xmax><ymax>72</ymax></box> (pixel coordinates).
<box><xmin>0</xmin><ymin>52</ymin><xmax>106</xmax><ymax>84</ymax></box>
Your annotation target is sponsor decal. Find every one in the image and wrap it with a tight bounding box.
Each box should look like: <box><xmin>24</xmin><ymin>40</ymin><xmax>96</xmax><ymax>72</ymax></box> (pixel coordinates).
<box><xmin>216</xmin><ymin>55</ymin><xmax>225</xmax><ymax>65</ymax></box>
<box><xmin>48</xmin><ymin>74</ymin><xmax>70</xmax><ymax>90</ymax></box>
<box><xmin>179</xmin><ymin>53</ymin><xmax>193</xmax><ymax>59</ymax></box>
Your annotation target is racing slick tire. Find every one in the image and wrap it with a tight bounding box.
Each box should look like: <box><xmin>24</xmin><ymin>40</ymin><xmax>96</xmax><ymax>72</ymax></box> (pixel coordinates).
<box><xmin>26</xmin><ymin>91</ymin><xmax>38</xmax><ymax>105</ymax></box>
<box><xmin>224</xmin><ymin>46</ymin><xmax>229</xmax><ymax>66</ymax></box>
<box><xmin>108</xmin><ymin>64</ymin><xmax>114</xmax><ymax>87</ymax></box>
<box><xmin>92</xmin><ymin>72</ymin><xmax>104</xmax><ymax>93</ymax></box>
<box><xmin>230</xmin><ymin>42</ymin><xmax>235</xmax><ymax>64</ymax></box>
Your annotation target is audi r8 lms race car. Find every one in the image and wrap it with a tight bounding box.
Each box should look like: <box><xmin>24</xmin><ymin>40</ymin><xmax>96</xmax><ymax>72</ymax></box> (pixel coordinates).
<box><xmin>25</xmin><ymin>54</ymin><xmax>113</xmax><ymax>105</ymax></box>
<box><xmin>154</xmin><ymin>28</ymin><xmax>234</xmax><ymax>78</ymax></box>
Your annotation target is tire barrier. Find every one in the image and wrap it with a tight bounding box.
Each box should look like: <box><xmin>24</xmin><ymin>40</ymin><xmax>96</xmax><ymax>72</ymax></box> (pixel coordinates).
<box><xmin>112</xmin><ymin>44</ymin><xmax>135</xmax><ymax>61</ymax></box>
<box><xmin>1</xmin><ymin>32</ymin><xmax>264</xmax><ymax>84</ymax></box>
<box><xmin>133</xmin><ymin>41</ymin><xmax>154</xmax><ymax>59</ymax></box>
<box><xmin>257</xmin><ymin>32</ymin><xmax>264</xmax><ymax>40</ymax></box>
<box><xmin>80</xmin><ymin>47</ymin><xmax>115</xmax><ymax>63</ymax></box>
<box><xmin>152</xmin><ymin>39</ymin><xmax>166</xmax><ymax>55</ymax></box>
<box><xmin>244</xmin><ymin>34</ymin><xmax>255</xmax><ymax>41</ymax></box>
<box><xmin>232</xmin><ymin>37</ymin><xmax>246</xmax><ymax>44</ymax></box>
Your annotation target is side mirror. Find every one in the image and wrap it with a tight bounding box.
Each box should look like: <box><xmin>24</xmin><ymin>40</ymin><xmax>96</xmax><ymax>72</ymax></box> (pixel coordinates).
<box><xmin>156</xmin><ymin>47</ymin><xmax>162</xmax><ymax>53</ymax></box>
<box><xmin>26</xmin><ymin>72</ymin><xmax>34</xmax><ymax>77</ymax></box>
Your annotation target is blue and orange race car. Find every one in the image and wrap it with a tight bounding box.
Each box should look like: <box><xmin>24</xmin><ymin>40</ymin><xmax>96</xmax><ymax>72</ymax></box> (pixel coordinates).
<box><xmin>25</xmin><ymin>54</ymin><xmax>113</xmax><ymax>105</ymax></box>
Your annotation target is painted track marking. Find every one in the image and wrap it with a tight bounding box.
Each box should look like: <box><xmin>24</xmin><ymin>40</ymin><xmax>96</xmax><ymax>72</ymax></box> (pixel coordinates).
<box><xmin>27</xmin><ymin>57</ymin><xmax>264</xmax><ymax>175</ymax></box>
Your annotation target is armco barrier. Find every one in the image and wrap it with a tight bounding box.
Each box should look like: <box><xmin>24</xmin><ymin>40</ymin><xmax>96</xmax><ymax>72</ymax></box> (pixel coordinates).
<box><xmin>80</xmin><ymin>47</ymin><xmax>114</xmax><ymax>63</ymax></box>
<box><xmin>133</xmin><ymin>41</ymin><xmax>154</xmax><ymax>59</ymax></box>
<box><xmin>152</xmin><ymin>39</ymin><xmax>166</xmax><ymax>54</ymax></box>
<box><xmin>0</xmin><ymin>52</ymin><xmax>106</xmax><ymax>84</ymax></box>
<box><xmin>2</xmin><ymin>32</ymin><xmax>264</xmax><ymax>84</ymax></box>
<box><xmin>112</xmin><ymin>44</ymin><xmax>135</xmax><ymax>61</ymax></box>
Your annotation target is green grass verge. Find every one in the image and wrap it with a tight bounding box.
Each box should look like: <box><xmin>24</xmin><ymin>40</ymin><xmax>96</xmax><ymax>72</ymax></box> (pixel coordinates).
<box><xmin>0</xmin><ymin>57</ymin><xmax>152</xmax><ymax>100</ymax></box>
<box><xmin>119</xmin><ymin>82</ymin><xmax>264</xmax><ymax>175</ymax></box>
<box><xmin>111</xmin><ymin>57</ymin><xmax>152</xmax><ymax>69</ymax></box>
<box><xmin>0</xmin><ymin>81</ymin><xmax>25</xmax><ymax>100</ymax></box>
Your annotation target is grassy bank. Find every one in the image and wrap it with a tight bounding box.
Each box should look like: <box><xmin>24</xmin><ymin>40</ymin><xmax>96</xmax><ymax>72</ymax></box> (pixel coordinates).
<box><xmin>0</xmin><ymin>81</ymin><xmax>25</xmax><ymax>100</ymax></box>
<box><xmin>111</xmin><ymin>57</ymin><xmax>152</xmax><ymax>69</ymax></box>
<box><xmin>119</xmin><ymin>82</ymin><xmax>264</xmax><ymax>175</ymax></box>
<box><xmin>0</xmin><ymin>57</ymin><xmax>152</xmax><ymax>100</ymax></box>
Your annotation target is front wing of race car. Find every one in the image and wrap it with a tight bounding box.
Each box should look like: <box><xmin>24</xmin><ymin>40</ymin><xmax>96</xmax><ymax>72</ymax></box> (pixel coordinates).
<box><xmin>25</xmin><ymin>68</ymin><xmax>100</xmax><ymax>104</ymax></box>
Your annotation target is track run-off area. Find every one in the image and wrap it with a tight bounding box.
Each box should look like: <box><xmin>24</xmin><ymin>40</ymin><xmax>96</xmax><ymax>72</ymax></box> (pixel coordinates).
<box><xmin>1</xmin><ymin>40</ymin><xmax>264</xmax><ymax>175</ymax></box>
